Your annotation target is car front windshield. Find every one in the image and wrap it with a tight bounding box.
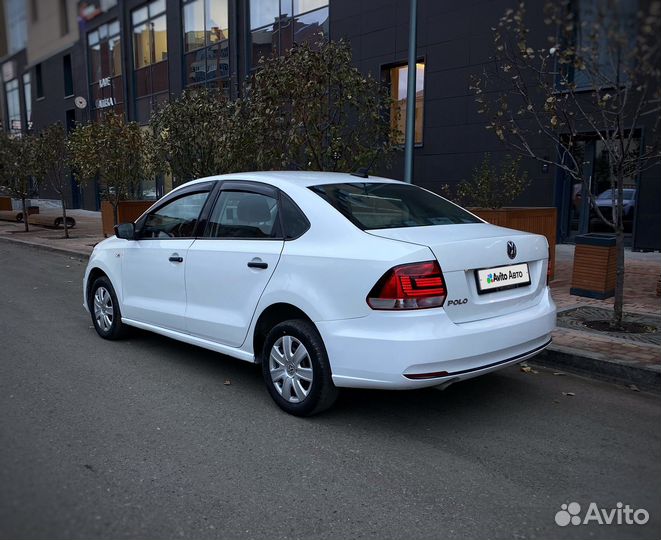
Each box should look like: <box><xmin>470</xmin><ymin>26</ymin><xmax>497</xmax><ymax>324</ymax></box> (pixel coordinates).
<box><xmin>309</xmin><ymin>182</ymin><xmax>481</xmax><ymax>230</ymax></box>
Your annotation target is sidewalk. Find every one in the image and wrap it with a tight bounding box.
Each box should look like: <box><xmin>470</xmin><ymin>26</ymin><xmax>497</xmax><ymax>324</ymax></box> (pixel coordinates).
<box><xmin>0</xmin><ymin>209</ymin><xmax>104</xmax><ymax>257</ymax></box>
<box><xmin>1</xmin><ymin>215</ymin><xmax>659</xmax><ymax>390</ymax></box>
<box><xmin>542</xmin><ymin>244</ymin><xmax>661</xmax><ymax>390</ymax></box>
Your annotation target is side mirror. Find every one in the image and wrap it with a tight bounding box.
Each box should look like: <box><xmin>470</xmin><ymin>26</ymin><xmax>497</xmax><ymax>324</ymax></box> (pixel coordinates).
<box><xmin>114</xmin><ymin>222</ymin><xmax>136</xmax><ymax>240</ymax></box>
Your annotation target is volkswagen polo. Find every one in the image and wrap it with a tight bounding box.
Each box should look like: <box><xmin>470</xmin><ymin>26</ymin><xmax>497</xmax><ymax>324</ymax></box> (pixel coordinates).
<box><xmin>83</xmin><ymin>171</ymin><xmax>556</xmax><ymax>416</ymax></box>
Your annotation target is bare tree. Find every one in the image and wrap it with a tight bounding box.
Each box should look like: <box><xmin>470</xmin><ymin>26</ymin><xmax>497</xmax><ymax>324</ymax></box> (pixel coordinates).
<box><xmin>471</xmin><ymin>0</ymin><xmax>661</xmax><ymax>328</ymax></box>
<box><xmin>0</xmin><ymin>132</ymin><xmax>40</xmax><ymax>232</ymax></box>
<box><xmin>36</xmin><ymin>123</ymin><xmax>73</xmax><ymax>238</ymax></box>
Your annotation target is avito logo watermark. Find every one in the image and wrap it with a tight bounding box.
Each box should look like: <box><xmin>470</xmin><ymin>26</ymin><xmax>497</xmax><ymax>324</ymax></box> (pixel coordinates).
<box><xmin>555</xmin><ymin>502</ymin><xmax>649</xmax><ymax>526</ymax></box>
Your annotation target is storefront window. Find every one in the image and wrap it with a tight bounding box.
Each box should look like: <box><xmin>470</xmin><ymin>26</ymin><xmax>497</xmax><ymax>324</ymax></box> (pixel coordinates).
<box><xmin>183</xmin><ymin>0</ymin><xmax>229</xmax><ymax>93</ymax></box>
<box><xmin>249</xmin><ymin>0</ymin><xmax>328</xmax><ymax>69</ymax></box>
<box><xmin>5</xmin><ymin>79</ymin><xmax>21</xmax><ymax>135</ymax></box>
<box><xmin>133</xmin><ymin>23</ymin><xmax>152</xmax><ymax>68</ymax></box>
<box><xmin>387</xmin><ymin>62</ymin><xmax>425</xmax><ymax>145</ymax></box>
<box><xmin>22</xmin><ymin>73</ymin><xmax>32</xmax><ymax>131</ymax></box>
<box><xmin>132</xmin><ymin>0</ymin><xmax>169</xmax><ymax>124</ymax></box>
<box><xmin>183</xmin><ymin>0</ymin><xmax>205</xmax><ymax>51</ymax></box>
<box><xmin>88</xmin><ymin>20</ymin><xmax>123</xmax><ymax>119</ymax></box>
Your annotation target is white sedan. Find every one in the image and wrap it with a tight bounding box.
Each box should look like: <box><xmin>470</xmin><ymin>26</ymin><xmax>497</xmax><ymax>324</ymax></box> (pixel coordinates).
<box><xmin>83</xmin><ymin>171</ymin><xmax>556</xmax><ymax>416</ymax></box>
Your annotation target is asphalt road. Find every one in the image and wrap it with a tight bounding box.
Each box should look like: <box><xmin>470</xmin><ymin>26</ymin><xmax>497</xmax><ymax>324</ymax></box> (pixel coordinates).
<box><xmin>1</xmin><ymin>241</ymin><xmax>660</xmax><ymax>540</ymax></box>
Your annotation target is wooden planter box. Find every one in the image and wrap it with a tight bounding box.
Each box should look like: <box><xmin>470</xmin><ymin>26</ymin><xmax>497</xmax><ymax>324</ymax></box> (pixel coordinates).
<box><xmin>469</xmin><ymin>207</ymin><xmax>557</xmax><ymax>279</ymax></box>
<box><xmin>0</xmin><ymin>196</ymin><xmax>12</xmax><ymax>211</ymax></box>
<box><xmin>570</xmin><ymin>233</ymin><xmax>617</xmax><ymax>299</ymax></box>
<box><xmin>101</xmin><ymin>200</ymin><xmax>154</xmax><ymax>237</ymax></box>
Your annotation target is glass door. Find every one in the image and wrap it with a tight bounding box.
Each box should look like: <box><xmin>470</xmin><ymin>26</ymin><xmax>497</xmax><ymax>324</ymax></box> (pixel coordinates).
<box><xmin>561</xmin><ymin>136</ymin><xmax>640</xmax><ymax>243</ymax></box>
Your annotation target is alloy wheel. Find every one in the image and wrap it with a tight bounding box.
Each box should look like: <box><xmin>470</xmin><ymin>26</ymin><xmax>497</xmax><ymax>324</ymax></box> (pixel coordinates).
<box><xmin>269</xmin><ymin>335</ymin><xmax>314</xmax><ymax>403</ymax></box>
<box><xmin>93</xmin><ymin>286</ymin><xmax>114</xmax><ymax>332</ymax></box>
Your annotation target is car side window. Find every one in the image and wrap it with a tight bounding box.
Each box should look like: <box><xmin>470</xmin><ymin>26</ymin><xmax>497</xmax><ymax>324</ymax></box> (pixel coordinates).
<box><xmin>204</xmin><ymin>191</ymin><xmax>280</xmax><ymax>239</ymax></box>
<box><xmin>280</xmin><ymin>193</ymin><xmax>310</xmax><ymax>239</ymax></box>
<box><xmin>139</xmin><ymin>192</ymin><xmax>209</xmax><ymax>239</ymax></box>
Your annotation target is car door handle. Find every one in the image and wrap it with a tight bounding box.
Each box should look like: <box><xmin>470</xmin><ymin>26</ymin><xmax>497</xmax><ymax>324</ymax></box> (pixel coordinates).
<box><xmin>169</xmin><ymin>255</ymin><xmax>184</xmax><ymax>263</ymax></box>
<box><xmin>247</xmin><ymin>260</ymin><xmax>268</xmax><ymax>269</ymax></box>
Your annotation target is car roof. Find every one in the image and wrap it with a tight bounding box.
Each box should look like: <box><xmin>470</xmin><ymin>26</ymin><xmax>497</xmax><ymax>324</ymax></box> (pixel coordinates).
<box><xmin>177</xmin><ymin>171</ymin><xmax>404</xmax><ymax>192</ymax></box>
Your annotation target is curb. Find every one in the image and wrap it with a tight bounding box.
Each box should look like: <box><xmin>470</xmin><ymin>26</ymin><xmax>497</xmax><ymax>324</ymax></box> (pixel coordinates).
<box><xmin>533</xmin><ymin>345</ymin><xmax>661</xmax><ymax>393</ymax></box>
<box><xmin>0</xmin><ymin>236</ymin><xmax>91</xmax><ymax>260</ymax></box>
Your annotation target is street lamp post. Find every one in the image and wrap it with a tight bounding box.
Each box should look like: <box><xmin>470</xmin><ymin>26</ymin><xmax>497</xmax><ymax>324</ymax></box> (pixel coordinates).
<box><xmin>404</xmin><ymin>0</ymin><xmax>418</xmax><ymax>183</ymax></box>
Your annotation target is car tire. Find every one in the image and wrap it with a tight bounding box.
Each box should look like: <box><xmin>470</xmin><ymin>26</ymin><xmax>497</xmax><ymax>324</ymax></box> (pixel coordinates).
<box><xmin>89</xmin><ymin>276</ymin><xmax>128</xmax><ymax>340</ymax></box>
<box><xmin>261</xmin><ymin>319</ymin><xmax>338</xmax><ymax>416</ymax></box>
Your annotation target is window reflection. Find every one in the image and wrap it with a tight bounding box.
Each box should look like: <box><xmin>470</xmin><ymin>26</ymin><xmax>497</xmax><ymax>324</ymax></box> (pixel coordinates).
<box><xmin>293</xmin><ymin>0</ymin><xmax>326</xmax><ymax>14</ymax></box>
<box><xmin>133</xmin><ymin>23</ymin><xmax>152</xmax><ymax>69</ymax></box>
<box><xmin>183</xmin><ymin>0</ymin><xmax>205</xmax><ymax>51</ymax></box>
<box><xmin>249</xmin><ymin>0</ymin><xmax>328</xmax><ymax>68</ymax></box>
<box><xmin>153</xmin><ymin>15</ymin><xmax>168</xmax><ymax>62</ymax></box>
<box><xmin>293</xmin><ymin>7</ymin><xmax>327</xmax><ymax>47</ymax></box>
<box><xmin>87</xmin><ymin>19</ymin><xmax>123</xmax><ymax>118</ymax></box>
<box><xmin>388</xmin><ymin>63</ymin><xmax>425</xmax><ymax>145</ymax></box>
<box><xmin>183</xmin><ymin>0</ymin><xmax>230</xmax><ymax>90</ymax></box>
<box><xmin>206</xmin><ymin>0</ymin><xmax>229</xmax><ymax>42</ymax></box>
<box><xmin>251</xmin><ymin>25</ymin><xmax>275</xmax><ymax>66</ymax></box>
<box><xmin>5</xmin><ymin>79</ymin><xmax>21</xmax><ymax>134</ymax></box>
<box><xmin>131</xmin><ymin>0</ymin><xmax>168</xmax><ymax>124</ymax></box>
<box><xmin>250</xmin><ymin>0</ymin><xmax>278</xmax><ymax>29</ymax></box>
<box><xmin>109</xmin><ymin>35</ymin><xmax>122</xmax><ymax>76</ymax></box>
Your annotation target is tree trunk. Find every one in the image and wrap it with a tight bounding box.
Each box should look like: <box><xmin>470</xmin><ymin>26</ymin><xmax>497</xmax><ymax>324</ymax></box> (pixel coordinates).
<box><xmin>612</xmin><ymin>226</ymin><xmax>625</xmax><ymax>329</ymax></box>
<box><xmin>61</xmin><ymin>196</ymin><xmax>69</xmax><ymax>239</ymax></box>
<box><xmin>612</xmin><ymin>171</ymin><xmax>626</xmax><ymax>329</ymax></box>
<box><xmin>21</xmin><ymin>197</ymin><xmax>29</xmax><ymax>232</ymax></box>
<box><xmin>112</xmin><ymin>201</ymin><xmax>119</xmax><ymax>226</ymax></box>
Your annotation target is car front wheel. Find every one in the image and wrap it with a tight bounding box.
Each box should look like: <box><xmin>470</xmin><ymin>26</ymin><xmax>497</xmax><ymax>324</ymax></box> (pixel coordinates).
<box><xmin>261</xmin><ymin>319</ymin><xmax>338</xmax><ymax>416</ymax></box>
<box><xmin>89</xmin><ymin>276</ymin><xmax>127</xmax><ymax>340</ymax></box>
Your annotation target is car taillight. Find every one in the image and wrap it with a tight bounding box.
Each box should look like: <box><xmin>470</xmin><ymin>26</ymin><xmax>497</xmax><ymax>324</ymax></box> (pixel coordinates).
<box><xmin>546</xmin><ymin>247</ymin><xmax>552</xmax><ymax>285</ymax></box>
<box><xmin>367</xmin><ymin>261</ymin><xmax>446</xmax><ymax>310</ymax></box>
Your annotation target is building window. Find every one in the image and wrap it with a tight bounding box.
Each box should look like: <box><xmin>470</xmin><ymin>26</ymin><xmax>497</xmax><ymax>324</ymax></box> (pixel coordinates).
<box><xmin>63</xmin><ymin>54</ymin><xmax>74</xmax><ymax>97</ymax></box>
<box><xmin>5</xmin><ymin>0</ymin><xmax>27</xmax><ymax>55</ymax></box>
<box><xmin>66</xmin><ymin>109</ymin><xmax>76</xmax><ymax>132</ymax></box>
<box><xmin>59</xmin><ymin>0</ymin><xmax>69</xmax><ymax>36</ymax></box>
<box><xmin>566</xmin><ymin>0</ymin><xmax>637</xmax><ymax>89</ymax></box>
<box><xmin>33</xmin><ymin>63</ymin><xmax>43</xmax><ymax>99</ymax></box>
<box><xmin>182</xmin><ymin>0</ymin><xmax>230</xmax><ymax>93</ymax></box>
<box><xmin>387</xmin><ymin>62</ymin><xmax>425</xmax><ymax>146</ymax></box>
<box><xmin>22</xmin><ymin>73</ymin><xmax>32</xmax><ymax>131</ymax></box>
<box><xmin>88</xmin><ymin>20</ymin><xmax>123</xmax><ymax>119</ymax></box>
<box><xmin>5</xmin><ymin>79</ymin><xmax>21</xmax><ymax>134</ymax></box>
<box><xmin>248</xmin><ymin>0</ymin><xmax>328</xmax><ymax>70</ymax></box>
<box><xmin>132</xmin><ymin>0</ymin><xmax>169</xmax><ymax>123</ymax></box>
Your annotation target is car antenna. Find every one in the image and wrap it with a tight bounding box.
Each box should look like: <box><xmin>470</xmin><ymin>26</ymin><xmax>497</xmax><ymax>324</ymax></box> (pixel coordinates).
<box><xmin>350</xmin><ymin>167</ymin><xmax>369</xmax><ymax>178</ymax></box>
<box><xmin>350</xmin><ymin>145</ymin><xmax>384</xmax><ymax>179</ymax></box>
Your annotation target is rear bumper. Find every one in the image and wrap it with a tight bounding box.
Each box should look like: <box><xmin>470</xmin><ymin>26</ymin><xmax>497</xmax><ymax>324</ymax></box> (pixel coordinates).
<box><xmin>317</xmin><ymin>287</ymin><xmax>556</xmax><ymax>389</ymax></box>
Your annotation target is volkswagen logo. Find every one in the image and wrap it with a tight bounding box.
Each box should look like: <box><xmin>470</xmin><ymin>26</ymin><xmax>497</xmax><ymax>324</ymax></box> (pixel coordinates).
<box><xmin>507</xmin><ymin>241</ymin><xmax>517</xmax><ymax>260</ymax></box>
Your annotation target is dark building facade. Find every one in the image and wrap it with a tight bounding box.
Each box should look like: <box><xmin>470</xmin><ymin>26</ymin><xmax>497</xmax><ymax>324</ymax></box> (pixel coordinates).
<box><xmin>2</xmin><ymin>0</ymin><xmax>659</xmax><ymax>250</ymax></box>
<box><xmin>329</xmin><ymin>0</ymin><xmax>660</xmax><ymax>251</ymax></box>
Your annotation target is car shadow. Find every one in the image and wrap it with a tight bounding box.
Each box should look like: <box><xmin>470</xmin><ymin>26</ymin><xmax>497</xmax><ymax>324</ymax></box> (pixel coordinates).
<box><xmin>125</xmin><ymin>327</ymin><xmax>535</xmax><ymax>427</ymax></box>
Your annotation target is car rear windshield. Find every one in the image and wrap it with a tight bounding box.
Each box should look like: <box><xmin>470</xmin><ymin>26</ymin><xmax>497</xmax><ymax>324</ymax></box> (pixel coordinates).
<box><xmin>309</xmin><ymin>182</ymin><xmax>481</xmax><ymax>230</ymax></box>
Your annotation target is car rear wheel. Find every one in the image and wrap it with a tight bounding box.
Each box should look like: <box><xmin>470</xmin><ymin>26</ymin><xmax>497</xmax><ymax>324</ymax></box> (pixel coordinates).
<box><xmin>261</xmin><ymin>319</ymin><xmax>338</xmax><ymax>416</ymax></box>
<box><xmin>89</xmin><ymin>277</ymin><xmax>127</xmax><ymax>340</ymax></box>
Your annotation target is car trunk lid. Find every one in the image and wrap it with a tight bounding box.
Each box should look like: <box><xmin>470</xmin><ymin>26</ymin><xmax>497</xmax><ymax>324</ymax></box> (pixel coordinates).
<box><xmin>367</xmin><ymin>223</ymin><xmax>549</xmax><ymax>323</ymax></box>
